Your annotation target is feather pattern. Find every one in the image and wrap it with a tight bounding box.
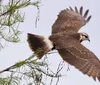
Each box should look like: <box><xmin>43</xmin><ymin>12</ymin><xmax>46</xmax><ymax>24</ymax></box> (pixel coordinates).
<box><xmin>52</xmin><ymin>6</ymin><xmax>91</xmax><ymax>34</ymax></box>
<box><xmin>50</xmin><ymin>34</ymin><xmax>100</xmax><ymax>81</ymax></box>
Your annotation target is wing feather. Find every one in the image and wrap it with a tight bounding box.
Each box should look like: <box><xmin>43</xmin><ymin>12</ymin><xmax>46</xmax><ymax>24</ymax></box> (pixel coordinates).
<box><xmin>52</xmin><ymin>35</ymin><xmax>100</xmax><ymax>81</ymax></box>
<box><xmin>52</xmin><ymin>6</ymin><xmax>91</xmax><ymax>34</ymax></box>
<box><xmin>75</xmin><ymin>6</ymin><xmax>78</xmax><ymax>13</ymax></box>
<box><xmin>86</xmin><ymin>15</ymin><xmax>92</xmax><ymax>23</ymax></box>
<box><xmin>80</xmin><ymin>6</ymin><xmax>83</xmax><ymax>15</ymax></box>
<box><xmin>69</xmin><ymin>6</ymin><xmax>74</xmax><ymax>11</ymax></box>
<box><xmin>84</xmin><ymin>9</ymin><xmax>89</xmax><ymax>18</ymax></box>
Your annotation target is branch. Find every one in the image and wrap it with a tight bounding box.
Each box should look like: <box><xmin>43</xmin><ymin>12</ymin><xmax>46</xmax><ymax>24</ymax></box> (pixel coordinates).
<box><xmin>0</xmin><ymin>54</ymin><xmax>35</xmax><ymax>73</ymax></box>
<box><xmin>0</xmin><ymin>0</ymin><xmax>41</xmax><ymax>50</ymax></box>
<box><xmin>28</xmin><ymin>63</ymin><xmax>62</xmax><ymax>78</ymax></box>
<box><xmin>0</xmin><ymin>10</ymin><xmax>10</xmax><ymax>17</ymax></box>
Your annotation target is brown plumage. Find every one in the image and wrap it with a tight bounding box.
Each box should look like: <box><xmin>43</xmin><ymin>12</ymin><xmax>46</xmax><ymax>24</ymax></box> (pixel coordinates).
<box><xmin>27</xmin><ymin>33</ymin><xmax>53</xmax><ymax>59</ymax></box>
<box><xmin>50</xmin><ymin>6</ymin><xmax>100</xmax><ymax>81</ymax></box>
<box><xmin>52</xmin><ymin>6</ymin><xmax>91</xmax><ymax>34</ymax></box>
<box><xmin>27</xmin><ymin>6</ymin><xmax>100</xmax><ymax>81</ymax></box>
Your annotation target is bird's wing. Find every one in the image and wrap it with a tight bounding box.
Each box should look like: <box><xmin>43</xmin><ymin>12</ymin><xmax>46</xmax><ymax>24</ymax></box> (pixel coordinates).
<box><xmin>52</xmin><ymin>35</ymin><xmax>100</xmax><ymax>81</ymax></box>
<box><xmin>52</xmin><ymin>6</ymin><xmax>91</xmax><ymax>34</ymax></box>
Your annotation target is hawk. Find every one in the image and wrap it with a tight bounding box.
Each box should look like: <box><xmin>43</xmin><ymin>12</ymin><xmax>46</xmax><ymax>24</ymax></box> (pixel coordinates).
<box><xmin>27</xmin><ymin>6</ymin><xmax>100</xmax><ymax>81</ymax></box>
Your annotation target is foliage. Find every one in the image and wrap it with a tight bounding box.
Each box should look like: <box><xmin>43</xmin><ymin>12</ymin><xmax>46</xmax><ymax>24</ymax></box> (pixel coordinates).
<box><xmin>0</xmin><ymin>0</ymin><xmax>65</xmax><ymax>85</ymax></box>
<box><xmin>0</xmin><ymin>54</ymin><xmax>64</xmax><ymax>85</ymax></box>
<box><xmin>0</xmin><ymin>0</ymin><xmax>40</xmax><ymax>50</ymax></box>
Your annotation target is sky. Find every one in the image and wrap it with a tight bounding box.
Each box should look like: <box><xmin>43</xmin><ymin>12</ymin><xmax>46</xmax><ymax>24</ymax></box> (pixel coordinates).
<box><xmin>0</xmin><ymin>0</ymin><xmax>100</xmax><ymax>85</ymax></box>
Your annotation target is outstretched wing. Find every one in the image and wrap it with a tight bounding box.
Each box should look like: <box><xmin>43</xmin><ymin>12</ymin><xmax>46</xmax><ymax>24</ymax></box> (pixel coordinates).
<box><xmin>52</xmin><ymin>6</ymin><xmax>91</xmax><ymax>34</ymax></box>
<box><xmin>52</xmin><ymin>35</ymin><xmax>100</xmax><ymax>81</ymax></box>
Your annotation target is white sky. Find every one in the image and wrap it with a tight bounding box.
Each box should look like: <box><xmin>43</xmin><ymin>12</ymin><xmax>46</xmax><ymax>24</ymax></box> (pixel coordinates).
<box><xmin>0</xmin><ymin>0</ymin><xmax>100</xmax><ymax>85</ymax></box>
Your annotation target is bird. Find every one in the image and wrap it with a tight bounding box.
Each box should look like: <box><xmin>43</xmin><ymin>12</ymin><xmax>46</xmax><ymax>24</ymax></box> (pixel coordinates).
<box><xmin>27</xmin><ymin>6</ymin><xmax>100</xmax><ymax>81</ymax></box>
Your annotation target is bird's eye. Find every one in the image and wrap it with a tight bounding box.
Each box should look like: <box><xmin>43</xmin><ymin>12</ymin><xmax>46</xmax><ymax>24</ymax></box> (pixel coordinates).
<box><xmin>85</xmin><ymin>36</ymin><xmax>88</xmax><ymax>38</ymax></box>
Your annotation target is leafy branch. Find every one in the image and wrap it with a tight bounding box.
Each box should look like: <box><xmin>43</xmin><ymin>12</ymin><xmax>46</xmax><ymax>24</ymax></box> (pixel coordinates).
<box><xmin>0</xmin><ymin>53</ymin><xmax>64</xmax><ymax>85</ymax></box>
<box><xmin>0</xmin><ymin>0</ymin><xmax>40</xmax><ymax>50</ymax></box>
<box><xmin>0</xmin><ymin>0</ymin><xmax>66</xmax><ymax>85</ymax></box>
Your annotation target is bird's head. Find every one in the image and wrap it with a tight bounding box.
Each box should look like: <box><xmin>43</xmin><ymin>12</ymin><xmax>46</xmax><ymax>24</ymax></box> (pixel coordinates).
<box><xmin>79</xmin><ymin>32</ymin><xmax>90</xmax><ymax>42</ymax></box>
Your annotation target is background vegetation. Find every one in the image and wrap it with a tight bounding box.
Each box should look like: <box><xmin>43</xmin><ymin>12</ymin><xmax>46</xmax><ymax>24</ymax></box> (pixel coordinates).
<box><xmin>0</xmin><ymin>0</ymin><xmax>65</xmax><ymax>85</ymax></box>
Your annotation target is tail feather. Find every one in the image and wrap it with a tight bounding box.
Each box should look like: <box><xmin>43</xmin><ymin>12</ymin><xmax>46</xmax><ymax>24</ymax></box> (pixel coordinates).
<box><xmin>27</xmin><ymin>33</ymin><xmax>53</xmax><ymax>59</ymax></box>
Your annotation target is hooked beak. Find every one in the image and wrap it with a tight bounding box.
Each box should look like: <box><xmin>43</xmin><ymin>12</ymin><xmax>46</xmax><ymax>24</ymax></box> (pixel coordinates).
<box><xmin>88</xmin><ymin>38</ymin><xmax>90</xmax><ymax>42</ymax></box>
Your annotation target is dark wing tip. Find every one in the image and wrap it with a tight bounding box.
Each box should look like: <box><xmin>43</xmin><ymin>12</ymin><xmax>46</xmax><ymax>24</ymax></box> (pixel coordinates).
<box><xmin>80</xmin><ymin>6</ymin><xmax>83</xmax><ymax>15</ymax></box>
<box><xmin>75</xmin><ymin>6</ymin><xmax>78</xmax><ymax>13</ymax></box>
<box><xmin>97</xmin><ymin>76</ymin><xmax>100</xmax><ymax>82</ymax></box>
<box><xmin>69</xmin><ymin>6</ymin><xmax>91</xmax><ymax>24</ymax></box>
<box><xmin>69</xmin><ymin>6</ymin><xmax>91</xmax><ymax>21</ymax></box>
<box><xmin>84</xmin><ymin>9</ymin><xmax>89</xmax><ymax>18</ymax></box>
<box><xmin>86</xmin><ymin>15</ymin><xmax>92</xmax><ymax>23</ymax></box>
<box><xmin>92</xmin><ymin>76</ymin><xmax>96</xmax><ymax>81</ymax></box>
<box><xmin>69</xmin><ymin>6</ymin><xmax>74</xmax><ymax>11</ymax></box>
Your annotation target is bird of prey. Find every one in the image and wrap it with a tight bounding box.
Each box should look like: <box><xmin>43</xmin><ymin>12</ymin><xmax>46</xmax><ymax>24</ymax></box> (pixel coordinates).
<box><xmin>27</xmin><ymin>6</ymin><xmax>100</xmax><ymax>81</ymax></box>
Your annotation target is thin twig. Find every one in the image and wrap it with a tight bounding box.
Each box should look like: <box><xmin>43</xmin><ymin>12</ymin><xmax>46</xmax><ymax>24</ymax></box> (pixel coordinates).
<box><xmin>27</xmin><ymin>63</ymin><xmax>62</xmax><ymax>78</ymax></box>
<box><xmin>0</xmin><ymin>10</ymin><xmax>10</xmax><ymax>17</ymax></box>
<box><xmin>56</xmin><ymin>60</ymin><xmax>65</xmax><ymax>75</ymax></box>
<box><xmin>56</xmin><ymin>77</ymin><xmax>59</xmax><ymax>85</ymax></box>
<box><xmin>0</xmin><ymin>54</ymin><xmax>35</xmax><ymax>73</ymax></box>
